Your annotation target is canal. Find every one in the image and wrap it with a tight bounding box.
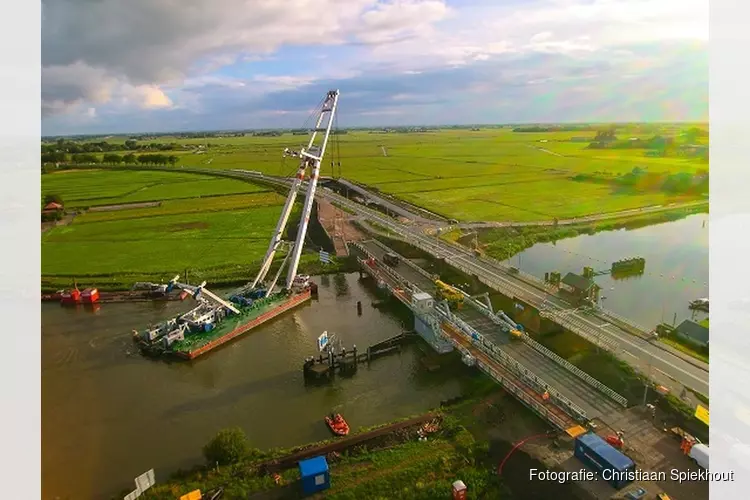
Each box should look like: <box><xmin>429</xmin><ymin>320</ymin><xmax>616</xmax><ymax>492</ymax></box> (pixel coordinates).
<box><xmin>42</xmin><ymin>273</ymin><xmax>471</xmax><ymax>500</ymax></box>
<box><xmin>512</xmin><ymin>213</ymin><xmax>709</xmax><ymax>328</ymax></box>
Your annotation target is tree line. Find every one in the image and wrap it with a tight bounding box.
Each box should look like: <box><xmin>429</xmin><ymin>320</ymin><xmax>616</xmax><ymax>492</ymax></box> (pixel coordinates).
<box><xmin>41</xmin><ymin>138</ymin><xmax>183</xmax><ymax>155</ymax></box>
<box><xmin>41</xmin><ymin>152</ymin><xmax>179</xmax><ymax>167</ymax></box>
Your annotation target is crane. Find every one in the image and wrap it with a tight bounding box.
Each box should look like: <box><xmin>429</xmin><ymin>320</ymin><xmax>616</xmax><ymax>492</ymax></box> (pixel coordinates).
<box><xmin>251</xmin><ymin>89</ymin><xmax>340</xmax><ymax>292</ymax></box>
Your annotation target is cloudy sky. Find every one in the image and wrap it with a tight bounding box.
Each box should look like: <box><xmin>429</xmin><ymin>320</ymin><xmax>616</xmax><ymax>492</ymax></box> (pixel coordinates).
<box><xmin>41</xmin><ymin>0</ymin><xmax>708</xmax><ymax>135</ymax></box>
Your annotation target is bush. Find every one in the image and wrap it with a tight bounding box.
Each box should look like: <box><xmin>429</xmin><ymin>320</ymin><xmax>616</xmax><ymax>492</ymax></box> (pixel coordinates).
<box><xmin>203</xmin><ymin>427</ymin><xmax>250</xmax><ymax>466</ymax></box>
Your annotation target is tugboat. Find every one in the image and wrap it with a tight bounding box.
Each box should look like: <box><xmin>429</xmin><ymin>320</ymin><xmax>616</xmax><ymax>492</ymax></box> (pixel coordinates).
<box><xmin>325</xmin><ymin>413</ymin><xmax>350</xmax><ymax>436</ymax></box>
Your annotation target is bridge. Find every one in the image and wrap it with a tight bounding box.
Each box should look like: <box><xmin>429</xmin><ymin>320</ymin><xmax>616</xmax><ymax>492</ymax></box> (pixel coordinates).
<box><xmin>350</xmin><ymin>238</ymin><xmax>631</xmax><ymax>433</ymax></box>
<box><xmin>183</xmin><ymin>168</ymin><xmax>708</xmax><ymax>398</ymax></box>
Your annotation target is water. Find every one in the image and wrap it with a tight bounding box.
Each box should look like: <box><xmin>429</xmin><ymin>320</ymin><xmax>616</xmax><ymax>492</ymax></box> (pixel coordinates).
<box><xmin>513</xmin><ymin>213</ymin><xmax>709</xmax><ymax>328</ymax></box>
<box><xmin>42</xmin><ymin>273</ymin><xmax>467</xmax><ymax>500</ymax></box>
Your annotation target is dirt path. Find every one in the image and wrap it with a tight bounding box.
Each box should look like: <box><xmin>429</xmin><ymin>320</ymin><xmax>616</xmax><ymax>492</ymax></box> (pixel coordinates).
<box><xmin>41</xmin><ymin>213</ymin><xmax>75</xmax><ymax>233</ymax></box>
<box><xmin>88</xmin><ymin>201</ymin><xmax>161</xmax><ymax>212</ymax></box>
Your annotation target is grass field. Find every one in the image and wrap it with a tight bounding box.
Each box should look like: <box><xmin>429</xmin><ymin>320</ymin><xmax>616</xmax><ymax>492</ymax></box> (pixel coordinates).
<box><xmin>41</xmin><ymin>169</ymin><xmax>268</xmax><ymax>208</ymax></box>
<box><xmin>62</xmin><ymin>127</ymin><xmax>708</xmax><ymax>221</ymax></box>
<box><xmin>41</xmin><ymin>169</ymin><xmax>311</xmax><ymax>288</ymax></box>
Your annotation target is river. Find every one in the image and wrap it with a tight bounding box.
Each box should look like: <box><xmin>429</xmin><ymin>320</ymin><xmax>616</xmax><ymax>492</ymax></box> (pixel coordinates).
<box><xmin>42</xmin><ymin>273</ymin><xmax>469</xmax><ymax>500</ymax></box>
<box><xmin>512</xmin><ymin>213</ymin><xmax>709</xmax><ymax>328</ymax></box>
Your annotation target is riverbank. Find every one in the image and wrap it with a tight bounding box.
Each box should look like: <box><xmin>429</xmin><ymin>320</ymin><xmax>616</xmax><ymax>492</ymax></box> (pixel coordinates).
<box><xmin>444</xmin><ymin>204</ymin><xmax>708</xmax><ymax>262</ymax></box>
<box><xmin>121</xmin><ymin>378</ymin><xmax>585</xmax><ymax>500</ymax></box>
<box><xmin>41</xmin><ymin>254</ymin><xmax>359</xmax><ymax>293</ymax></box>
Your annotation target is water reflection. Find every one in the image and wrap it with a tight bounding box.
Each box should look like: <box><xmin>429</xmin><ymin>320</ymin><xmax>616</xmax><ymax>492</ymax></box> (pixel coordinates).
<box><xmin>514</xmin><ymin>214</ymin><xmax>708</xmax><ymax>328</ymax></box>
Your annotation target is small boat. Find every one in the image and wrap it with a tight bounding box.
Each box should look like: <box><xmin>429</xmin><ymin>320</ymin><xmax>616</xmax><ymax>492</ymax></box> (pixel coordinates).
<box><xmin>325</xmin><ymin>413</ymin><xmax>350</xmax><ymax>436</ymax></box>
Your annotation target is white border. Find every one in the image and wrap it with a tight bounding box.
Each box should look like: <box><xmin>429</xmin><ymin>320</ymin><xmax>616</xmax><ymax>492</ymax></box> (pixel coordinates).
<box><xmin>0</xmin><ymin>0</ymin><xmax>41</xmax><ymax>497</ymax></box>
<box><xmin>711</xmin><ymin>0</ymin><xmax>750</xmax><ymax>496</ymax></box>
<box><xmin>3</xmin><ymin>0</ymin><xmax>738</xmax><ymax>498</ymax></box>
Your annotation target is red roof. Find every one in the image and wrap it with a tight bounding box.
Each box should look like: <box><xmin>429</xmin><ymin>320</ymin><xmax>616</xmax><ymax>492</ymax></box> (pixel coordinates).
<box><xmin>44</xmin><ymin>202</ymin><xmax>63</xmax><ymax>210</ymax></box>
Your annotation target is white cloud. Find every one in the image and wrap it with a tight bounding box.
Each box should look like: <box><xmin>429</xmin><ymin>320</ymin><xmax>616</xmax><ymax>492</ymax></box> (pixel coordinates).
<box><xmin>41</xmin><ymin>0</ymin><xmax>450</xmax><ymax>115</ymax></box>
<box><xmin>41</xmin><ymin>0</ymin><xmax>708</xmax><ymax>131</ymax></box>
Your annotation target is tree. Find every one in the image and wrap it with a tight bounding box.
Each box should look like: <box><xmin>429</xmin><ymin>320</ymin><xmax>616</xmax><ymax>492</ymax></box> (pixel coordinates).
<box><xmin>44</xmin><ymin>194</ymin><xmax>63</xmax><ymax>205</ymax></box>
<box><xmin>123</xmin><ymin>153</ymin><xmax>136</xmax><ymax>164</ymax></box>
<box><xmin>103</xmin><ymin>153</ymin><xmax>122</xmax><ymax>165</ymax></box>
<box><xmin>168</xmin><ymin>155</ymin><xmax>178</xmax><ymax>166</ymax></box>
<box><xmin>203</xmin><ymin>427</ymin><xmax>250</xmax><ymax>465</ymax></box>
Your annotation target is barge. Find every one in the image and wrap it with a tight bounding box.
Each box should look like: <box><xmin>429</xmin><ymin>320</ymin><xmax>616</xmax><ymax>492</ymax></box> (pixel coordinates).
<box><xmin>136</xmin><ymin>282</ymin><xmax>314</xmax><ymax>359</ymax></box>
<box><xmin>132</xmin><ymin>89</ymin><xmax>341</xmax><ymax>360</ymax></box>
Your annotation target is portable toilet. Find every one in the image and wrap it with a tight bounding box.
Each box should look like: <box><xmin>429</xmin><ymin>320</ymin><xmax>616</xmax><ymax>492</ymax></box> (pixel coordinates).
<box><xmin>452</xmin><ymin>480</ymin><xmax>467</xmax><ymax>500</ymax></box>
<box><xmin>299</xmin><ymin>456</ymin><xmax>330</xmax><ymax>495</ymax></box>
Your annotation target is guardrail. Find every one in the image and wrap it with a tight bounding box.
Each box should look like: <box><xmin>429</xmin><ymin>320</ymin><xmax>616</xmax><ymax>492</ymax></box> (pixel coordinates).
<box><xmin>538</xmin><ymin>308</ymin><xmax>618</xmax><ymax>352</ymax></box>
<box><xmin>519</xmin><ymin>334</ymin><xmax>628</xmax><ymax>407</ymax></box>
<box><xmin>461</xmin><ymin>287</ymin><xmax>628</xmax><ymax>407</ymax></box>
<box><xmin>438</xmin><ymin>309</ymin><xmax>588</xmax><ymax>423</ymax></box>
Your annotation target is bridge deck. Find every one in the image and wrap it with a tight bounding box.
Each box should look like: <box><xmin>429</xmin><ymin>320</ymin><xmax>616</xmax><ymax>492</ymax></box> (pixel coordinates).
<box><xmin>455</xmin><ymin>306</ymin><xmax>623</xmax><ymax>419</ymax></box>
<box><xmin>354</xmin><ymin>239</ymin><xmax>624</xmax><ymax>421</ymax></box>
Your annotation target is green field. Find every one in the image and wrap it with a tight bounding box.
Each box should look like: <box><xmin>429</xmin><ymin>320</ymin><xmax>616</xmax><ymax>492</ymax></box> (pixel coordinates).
<box><xmin>54</xmin><ymin>127</ymin><xmax>708</xmax><ymax>221</ymax></box>
<box><xmin>41</xmin><ymin>169</ymin><xmax>299</xmax><ymax>288</ymax></box>
<box><xmin>41</xmin><ymin>169</ymin><xmax>268</xmax><ymax>208</ymax></box>
<box><xmin>42</xmin><ymin>126</ymin><xmax>708</xmax><ymax>287</ymax></box>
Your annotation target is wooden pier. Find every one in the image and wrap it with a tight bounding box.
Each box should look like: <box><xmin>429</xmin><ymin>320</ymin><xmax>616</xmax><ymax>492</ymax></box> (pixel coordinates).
<box><xmin>303</xmin><ymin>332</ymin><xmax>413</xmax><ymax>381</ymax></box>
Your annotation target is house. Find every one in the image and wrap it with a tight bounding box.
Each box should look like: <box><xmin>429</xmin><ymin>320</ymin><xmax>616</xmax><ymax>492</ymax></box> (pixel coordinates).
<box><xmin>675</xmin><ymin>319</ymin><xmax>709</xmax><ymax>348</ymax></box>
<box><xmin>560</xmin><ymin>272</ymin><xmax>600</xmax><ymax>303</ymax></box>
<box><xmin>42</xmin><ymin>201</ymin><xmax>63</xmax><ymax>214</ymax></box>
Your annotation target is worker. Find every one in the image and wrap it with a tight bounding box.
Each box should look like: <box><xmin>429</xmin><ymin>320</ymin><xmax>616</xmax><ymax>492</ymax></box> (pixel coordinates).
<box><xmin>542</xmin><ymin>391</ymin><xmax>550</xmax><ymax>402</ymax></box>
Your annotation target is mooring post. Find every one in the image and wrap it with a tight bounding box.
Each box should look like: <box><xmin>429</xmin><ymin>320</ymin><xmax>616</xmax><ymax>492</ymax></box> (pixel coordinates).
<box><xmin>357</xmin><ymin>301</ymin><xmax>362</xmax><ymax>315</ymax></box>
<box><xmin>353</xmin><ymin>344</ymin><xmax>357</xmax><ymax>365</ymax></box>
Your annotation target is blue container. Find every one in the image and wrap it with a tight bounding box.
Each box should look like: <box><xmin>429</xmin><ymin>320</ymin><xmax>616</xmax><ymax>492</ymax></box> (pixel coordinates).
<box><xmin>574</xmin><ymin>433</ymin><xmax>635</xmax><ymax>489</ymax></box>
<box><xmin>203</xmin><ymin>323</ymin><xmax>214</xmax><ymax>332</ymax></box>
<box><xmin>298</xmin><ymin>456</ymin><xmax>330</xmax><ymax>495</ymax></box>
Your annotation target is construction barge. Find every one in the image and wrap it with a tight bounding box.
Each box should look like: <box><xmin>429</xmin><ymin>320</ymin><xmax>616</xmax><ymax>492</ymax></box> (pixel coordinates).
<box><xmin>131</xmin><ymin>89</ymin><xmax>341</xmax><ymax>361</ymax></box>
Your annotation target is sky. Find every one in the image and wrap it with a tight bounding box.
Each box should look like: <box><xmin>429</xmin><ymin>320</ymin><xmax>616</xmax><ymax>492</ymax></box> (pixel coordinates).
<box><xmin>41</xmin><ymin>0</ymin><xmax>708</xmax><ymax>136</ymax></box>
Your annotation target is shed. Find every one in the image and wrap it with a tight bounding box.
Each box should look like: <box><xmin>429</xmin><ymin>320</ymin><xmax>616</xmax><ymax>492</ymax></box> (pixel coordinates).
<box><xmin>560</xmin><ymin>272</ymin><xmax>600</xmax><ymax>304</ymax></box>
<box><xmin>561</xmin><ymin>272</ymin><xmax>595</xmax><ymax>292</ymax></box>
<box><xmin>675</xmin><ymin>319</ymin><xmax>709</xmax><ymax>348</ymax></box>
<box><xmin>298</xmin><ymin>456</ymin><xmax>330</xmax><ymax>495</ymax></box>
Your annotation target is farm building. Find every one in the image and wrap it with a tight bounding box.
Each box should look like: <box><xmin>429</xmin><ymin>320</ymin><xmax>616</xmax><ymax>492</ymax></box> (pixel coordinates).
<box><xmin>675</xmin><ymin>319</ymin><xmax>709</xmax><ymax>348</ymax></box>
<box><xmin>43</xmin><ymin>201</ymin><xmax>63</xmax><ymax>214</ymax></box>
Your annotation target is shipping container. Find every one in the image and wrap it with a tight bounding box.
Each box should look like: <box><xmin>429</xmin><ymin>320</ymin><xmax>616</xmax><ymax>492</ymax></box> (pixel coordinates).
<box><xmin>574</xmin><ymin>433</ymin><xmax>635</xmax><ymax>489</ymax></box>
<box><xmin>299</xmin><ymin>456</ymin><xmax>330</xmax><ymax>495</ymax></box>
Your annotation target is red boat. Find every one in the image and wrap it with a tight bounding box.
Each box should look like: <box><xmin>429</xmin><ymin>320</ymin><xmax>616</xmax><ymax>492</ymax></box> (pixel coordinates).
<box><xmin>325</xmin><ymin>413</ymin><xmax>350</xmax><ymax>436</ymax></box>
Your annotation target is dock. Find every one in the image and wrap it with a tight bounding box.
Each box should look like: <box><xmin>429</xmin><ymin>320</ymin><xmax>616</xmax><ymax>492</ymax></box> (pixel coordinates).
<box><xmin>303</xmin><ymin>333</ymin><xmax>412</xmax><ymax>380</ymax></box>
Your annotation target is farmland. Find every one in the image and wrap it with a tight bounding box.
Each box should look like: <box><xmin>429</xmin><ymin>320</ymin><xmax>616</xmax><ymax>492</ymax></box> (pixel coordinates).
<box><xmin>41</xmin><ymin>126</ymin><xmax>708</xmax><ymax>288</ymax></box>
<box><xmin>40</xmin><ymin>169</ymin><xmax>348</xmax><ymax>291</ymax></box>
<box><xmin>47</xmin><ymin>126</ymin><xmax>708</xmax><ymax>222</ymax></box>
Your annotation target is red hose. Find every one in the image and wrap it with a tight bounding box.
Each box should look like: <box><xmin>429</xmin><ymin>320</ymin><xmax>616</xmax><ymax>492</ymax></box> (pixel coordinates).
<box><xmin>497</xmin><ymin>433</ymin><xmax>553</xmax><ymax>476</ymax></box>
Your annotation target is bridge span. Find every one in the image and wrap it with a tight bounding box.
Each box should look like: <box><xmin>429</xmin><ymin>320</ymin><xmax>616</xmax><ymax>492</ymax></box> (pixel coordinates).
<box><xmin>350</xmin><ymin>239</ymin><xmax>629</xmax><ymax>434</ymax></box>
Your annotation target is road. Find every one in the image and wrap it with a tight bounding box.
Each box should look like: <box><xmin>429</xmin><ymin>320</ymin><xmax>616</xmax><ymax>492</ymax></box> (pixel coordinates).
<box><xmin>222</xmin><ymin>169</ymin><xmax>709</xmax><ymax>397</ymax></box>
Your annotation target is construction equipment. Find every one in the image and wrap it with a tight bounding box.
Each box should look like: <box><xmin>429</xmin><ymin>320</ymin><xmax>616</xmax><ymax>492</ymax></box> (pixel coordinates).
<box><xmin>605</xmin><ymin>430</ymin><xmax>625</xmax><ymax>449</ymax></box>
<box><xmin>435</xmin><ymin>280</ymin><xmax>464</xmax><ymax>309</ymax></box>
